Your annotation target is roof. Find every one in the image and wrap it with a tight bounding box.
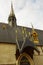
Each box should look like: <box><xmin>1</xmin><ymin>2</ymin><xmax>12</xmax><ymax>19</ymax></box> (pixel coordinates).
<box><xmin>0</xmin><ymin>23</ymin><xmax>16</xmax><ymax>43</ymax></box>
<box><xmin>23</xmin><ymin>37</ymin><xmax>40</xmax><ymax>53</ymax></box>
<box><xmin>27</xmin><ymin>27</ymin><xmax>43</xmax><ymax>45</ymax></box>
<box><xmin>0</xmin><ymin>23</ymin><xmax>43</xmax><ymax>52</ymax></box>
<box><xmin>12</xmin><ymin>25</ymin><xmax>43</xmax><ymax>46</ymax></box>
<box><xmin>0</xmin><ymin>23</ymin><xmax>43</xmax><ymax>51</ymax></box>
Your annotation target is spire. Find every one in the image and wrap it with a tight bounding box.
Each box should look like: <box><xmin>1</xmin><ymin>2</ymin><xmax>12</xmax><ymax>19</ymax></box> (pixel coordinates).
<box><xmin>8</xmin><ymin>2</ymin><xmax>17</xmax><ymax>27</ymax></box>
<box><xmin>10</xmin><ymin>2</ymin><xmax>14</xmax><ymax>16</ymax></box>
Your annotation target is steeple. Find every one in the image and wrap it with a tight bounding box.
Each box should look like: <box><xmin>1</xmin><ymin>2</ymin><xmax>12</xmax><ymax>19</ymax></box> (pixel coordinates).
<box><xmin>10</xmin><ymin>2</ymin><xmax>14</xmax><ymax>16</ymax></box>
<box><xmin>8</xmin><ymin>2</ymin><xmax>16</xmax><ymax>27</ymax></box>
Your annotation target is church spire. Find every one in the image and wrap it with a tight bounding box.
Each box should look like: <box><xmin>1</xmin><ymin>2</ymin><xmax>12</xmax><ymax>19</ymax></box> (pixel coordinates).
<box><xmin>8</xmin><ymin>2</ymin><xmax>16</xmax><ymax>27</ymax></box>
<box><xmin>10</xmin><ymin>2</ymin><xmax>14</xmax><ymax>16</ymax></box>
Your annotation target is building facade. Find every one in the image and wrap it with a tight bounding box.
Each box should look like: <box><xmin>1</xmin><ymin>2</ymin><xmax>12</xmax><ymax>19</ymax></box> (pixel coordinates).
<box><xmin>0</xmin><ymin>3</ymin><xmax>43</xmax><ymax>65</ymax></box>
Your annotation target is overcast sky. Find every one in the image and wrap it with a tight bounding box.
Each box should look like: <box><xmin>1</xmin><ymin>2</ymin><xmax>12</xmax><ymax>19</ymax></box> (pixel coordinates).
<box><xmin>0</xmin><ymin>0</ymin><xmax>43</xmax><ymax>30</ymax></box>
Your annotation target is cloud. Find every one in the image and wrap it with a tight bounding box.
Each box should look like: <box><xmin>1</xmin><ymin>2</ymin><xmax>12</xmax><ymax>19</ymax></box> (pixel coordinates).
<box><xmin>14</xmin><ymin>0</ymin><xmax>27</xmax><ymax>11</ymax></box>
<box><xmin>32</xmin><ymin>0</ymin><xmax>36</xmax><ymax>3</ymax></box>
<box><xmin>15</xmin><ymin>0</ymin><xmax>43</xmax><ymax>30</ymax></box>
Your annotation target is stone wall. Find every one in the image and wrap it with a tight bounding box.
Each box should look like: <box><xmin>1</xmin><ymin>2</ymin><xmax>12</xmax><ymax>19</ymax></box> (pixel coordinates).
<box><xmin>33</xmin><ymin>46</ymin><xmax>43</xmax><ymax>65</ymax></box>
<box><xmin>0</xmin><ymin>43</ymin><xmax>16</xmax><ymax>64</ymax></box>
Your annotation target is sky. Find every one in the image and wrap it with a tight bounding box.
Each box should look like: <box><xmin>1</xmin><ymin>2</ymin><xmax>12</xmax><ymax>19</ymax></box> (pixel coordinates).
<box><xmin>0</xmin><ymin>0</ymin><xmax>43</xmax><ymax>30</ymax></box>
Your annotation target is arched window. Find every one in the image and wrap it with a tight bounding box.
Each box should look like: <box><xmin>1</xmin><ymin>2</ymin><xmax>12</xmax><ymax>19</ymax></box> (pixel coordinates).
<box><xmin>18</xmin><ymin>53</ymin><xmax>34</xmax><ymax>65</ymax></box>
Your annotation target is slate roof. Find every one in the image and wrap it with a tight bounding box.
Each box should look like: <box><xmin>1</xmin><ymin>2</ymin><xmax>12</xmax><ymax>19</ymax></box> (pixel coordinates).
<box><xmin>0</xmin><ymin>23</ymin><xmax>43</xmax><ymax>50</ymax></box>
<box><xmin>0</xmin><ymin>23</ymin><xmax>16</xmax><ymax>43</ymax></box>
<box><xmin>16</xmin><ymin>26</ymin><xmax>43</xmax><ymax>46</ymax></box>
<box><xmin>22</xmin><ymin>37</ymin><xmax>40</xmax><ymax>53</ymax></box>
<box><xmin>0</xmin><ymin>22</ymin><xmax>42</xmax><ymax>54</ymax></box>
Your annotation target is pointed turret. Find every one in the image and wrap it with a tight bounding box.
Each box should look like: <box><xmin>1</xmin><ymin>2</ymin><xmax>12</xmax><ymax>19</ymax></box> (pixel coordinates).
<box><xmin>8</xmin><ymin>2</ymin><xmax>16</xmax><ymax>27</ymax></box>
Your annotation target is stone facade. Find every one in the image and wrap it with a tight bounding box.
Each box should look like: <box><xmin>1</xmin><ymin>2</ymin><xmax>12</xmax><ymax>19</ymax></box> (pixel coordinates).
<box><xmin>33</xmin><ymin>46</ymin><xmax>43</xmax><ymax>65</ymax></box>
<box><xmin>0</xmin><ymin>43</ymin><xmax>16</xmax><ymax>64</ymax></box>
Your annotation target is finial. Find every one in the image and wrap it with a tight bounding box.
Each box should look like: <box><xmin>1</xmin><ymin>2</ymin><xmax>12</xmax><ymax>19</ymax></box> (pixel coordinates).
<box><xmin>31</xmin><ymin>23</ymin><xmax>34</xmax><ymax>32</ymax></box>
